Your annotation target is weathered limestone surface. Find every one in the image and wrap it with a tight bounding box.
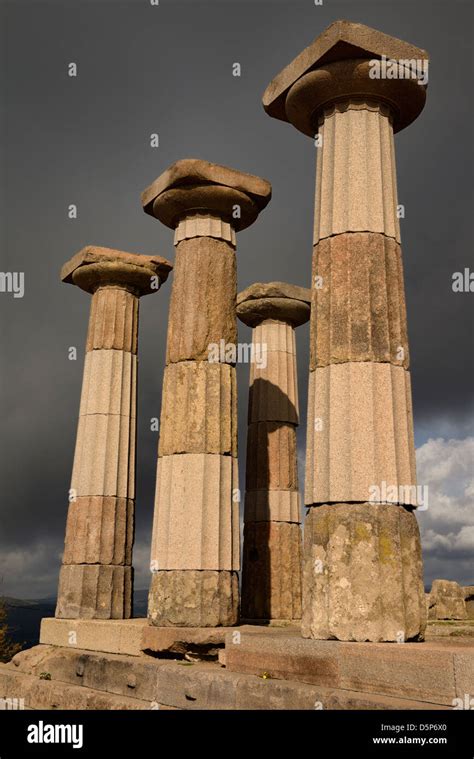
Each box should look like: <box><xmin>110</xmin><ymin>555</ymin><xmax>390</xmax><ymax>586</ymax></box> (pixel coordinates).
<box><xmin>78</xmin><ymin>350</ymin><xmax>137</xmax><ymax>416</ymax></box>
<box><xmin>275</xmin><ymin>59</ymin><xmax>426</xmax><ymax>138</ymax></box>
<box><xmin>142</xmin><ymin>158</ymin><xmax>271</xmax><ymax>231</ymax></box>
<box><xmin>252</xmin><ymin>319</ymin><xmax>296</xmax><ymax>354</ymax></box>
<box><xmin>61</xmin><ymin>246</ymin><xmax>172</xmax><ymax>294</ymax></box>
<box><xmin>150</xmin><ymin>453</ymin><xmax>240</xmax><ymax>571</ymax></box>
<box><xmin>311</xmin><ymin>233</ymin><xmax>409</xmax><ymax>369</ymax></box>
<box><xmin>305</xmin><ymin>363</ymin><xmax>417</xmax><ymax>505</ymax></box>
<box><xmin>238</xmin><ymin>284</ymin><xmax>310</xmax><ymax>622</ymax></box>
<box><xmin>245</xmin><ymin>422</ymin><xmax>298</xmax><ymax>492</ymax></box>
<box><xmin>302</xmin><ymin>503</ymin><xmax>426</xmax><ymax>642</ymax></box>
<box><xmin>174</xmin><ymin>213</ymin><xmax>236</xmax><ymax>246</ymax></box>
<box><xmin>3</xmin><ymin>638</ymin><xmax>460</xmax><ymax>710</ymax></box>
<box><xmin>237</xmin><ymin>283</ymin><xmax>310</xmax><ymax>328</ymax></box>
<box><xmin>63</xmin><ymin>496</ymin><xmax>133</xmax><ymax>565</ymax></box>
<box><xmin>166</xmin><ymin>236</ymin><xmax>237</xmax><ymax>364</ymax></box>
<box><xmin>40</xmin><ymin>618</ymin><xmax>147</xmax><ymax>656</ymax></box>
<box><xmin>56</xmin><ymin>565</ymin><xmax>133</xmax><ymax>620</ymax></box>
<box><xmin>86</xmin><ymin>287</ymin><xmax>139</xmax><ymax>353</ymax></box>
<box><xmin>224</xmin><ymin>629</ymin><xmax>471</xmax><ymax>707</ymax></box>
<box><xmin>263</xmin><ymin>22</ymin><xmax>428</xmax><ymax>640</ymax></box>
<box><xmin>158</xmin><ymin>361</ymin><xmax>237</xmax><ymax>456</ymax></box>
<box><xmin>241</xmin><ymin>522</ymin><xmax>302</xmax><ymax>621</ymax></box>
<box><xmin>313</xmin><ymin>103</ymin><xmax>400</xmax><ymax>243</ymax></box>
<box><xmin>56</xmin><ymin>247</ymin><xmax>172</xmax><ymax>619</ymax></box>
<box><xmin>262</xmin><ymin>19</ymin><xmax>428</xmax><ymax>132</ymax></box>
<box><xmin>148</xmin><ymin>571</ymin><xmax>239</xmax><ymax>627</ymax></box>
<box><xmin>244</xmin><ymin>489</ymin><xmax>301</xmax><ymax>523</ymax></box>
<box><xmin>464</xmin><ymin>586</ymin><xmax>474</xmax><ymax>620</ymax></box>
<box><xmin>248</xmin><ymin>351</ymin><xmax>299</xmax><ymax>424</ymax></box>
<box><xmin>428</xmin><ymin>580</ymin><xmax>468</xmax><ymax>621</ymax></box>
<box><xmin>70</xmin><ymin>412</ymin><xmax>136</xmax><ymax>499</ymax></box>
<box><xmin>145</xmin><ymin>161</ymin><xmax>271</xmax><ymax>626</ymax></box>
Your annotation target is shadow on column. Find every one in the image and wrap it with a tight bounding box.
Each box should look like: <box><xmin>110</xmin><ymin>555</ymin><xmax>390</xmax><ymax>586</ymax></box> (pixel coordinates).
<box><xmin>241</xmin><ymin>377</ymin><xmax>302</xmax><ymax>624</ymax></box>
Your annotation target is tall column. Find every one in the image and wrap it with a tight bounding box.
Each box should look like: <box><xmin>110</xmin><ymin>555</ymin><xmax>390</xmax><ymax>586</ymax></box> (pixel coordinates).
<box><xmin>263</xmin><ymin>21</ymin><xmax>429</xmax><ymax>641</ymax></box>
<box><xmin>237</xmin><ymin>283</ymin><xmax>310</xmax><ymax>622</ymax></box>
<box><xmin>142</xmin><ymin>159</ymin><xmax>271</xmax><ymax>626</ymax></box>
<box><xmin>56</xmin><ymin>246</ymin><xmax>172</xmax><ymax>619</ymax></box>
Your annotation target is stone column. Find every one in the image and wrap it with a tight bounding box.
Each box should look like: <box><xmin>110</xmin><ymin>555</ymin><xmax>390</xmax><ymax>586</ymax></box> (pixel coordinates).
<box><xmin>237</xmin><ymin>283</ymin><xmax>310</xmax><ymax>623</ymax></box>
<box><xmin>141</xmin><ymin>159</ymin><xmax>271</xmax><ymax>626</ymax></box>
<box><xmin>56</xmin><ymin>246</ymin><xmax>172</xmax><ymax>619</ymax></box>
<box><xmin>263</xmin><ymin>21</ymin><xmax>429</xmax><ymax>641</ymax></box>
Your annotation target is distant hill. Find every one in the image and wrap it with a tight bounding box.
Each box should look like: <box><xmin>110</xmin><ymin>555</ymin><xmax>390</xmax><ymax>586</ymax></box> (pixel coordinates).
<box><xmin>2</xmin><ymin>590</ymin><xmax>149</xmax><ymax>650</ymax></box>
<box><xmin>3</xmin><ymin>597</ymin><xmax>56</xmax><ymax>649</ymax></box>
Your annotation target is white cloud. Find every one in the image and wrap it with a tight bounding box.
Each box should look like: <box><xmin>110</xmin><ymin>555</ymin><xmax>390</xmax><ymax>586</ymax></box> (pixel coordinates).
<box><xmin>416</xmin><ymin>436</ymin><xmax>474</xmax><ymax>586</ymax></box>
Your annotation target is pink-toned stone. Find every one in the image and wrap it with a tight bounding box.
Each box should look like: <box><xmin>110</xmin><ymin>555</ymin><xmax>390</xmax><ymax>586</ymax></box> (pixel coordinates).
<box><xmin>63</xmin><ymin>496</ymin><xmax>134</xmax><ymax>566</ymax></box>
<box><xmin>55</xmin><ymin>565</ymin><xmax>132</xmax><ymax>620</ymax></box>
<box><xmin>305</xmin><ymin>363</ymin><xmax>417</xmax><ymax>506</ymax></box>
<box><xmin>166</xmin><ymin>237</ymin><xmax>237</xmax><ymax>364</ymax></box>
<box><xmin>311</xmin><ymin>233</ymin><xmax>409</xmax><ymax>368</ymax></box>
<box><xmin>150</xmin><ymin>453</ymin><xmax>240</xmax><ymax>571</ymax></box>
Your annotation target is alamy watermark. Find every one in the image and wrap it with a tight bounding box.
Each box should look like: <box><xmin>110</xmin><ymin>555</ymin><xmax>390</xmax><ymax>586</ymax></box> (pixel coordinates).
<box><xmin>0</xmin><ymin>272</ymin><xmax>24</xmax><ymax>298</ymax></box>
<box><xmin>27</xmin><ymin>721</ymin><xmax>83</xmax><ymax>749</ymax></box>
<box><xmin>208</xmin><ymin>340</ymin><xmax>267</xmax><ymax>369</ymax></box>
<box><xmin>369</xmin><ymin>55</ymin><xmax>429</xmax><ymax>86</ymax></box>
<box><xmin>452</xmin><ymin>268</ymin><xmax>473</xmax><ymax>293</ymax></box>
<box><xmin>368</xmin><ymin>481</ymin><xmax>429</xmax><ymax>510</ymax></box>
<box><xmin>0</xmin><ymin>697</ymin><xmax>25</xmax><ymax>710</ymax></box>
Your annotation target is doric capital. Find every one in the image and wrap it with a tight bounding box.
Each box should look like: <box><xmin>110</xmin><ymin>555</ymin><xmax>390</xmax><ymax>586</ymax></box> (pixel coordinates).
<box><xmin>263</xmin><ymin>20</ymin><xmax>428</xmax><ymax>135</ymax></box>
<box><xmin>141</xmin><ymin>159</ymin><xmax>272</xmax><ymax>232</ymax></box>
<box><xmin>61</xmin><ymin>246</ymin><xmax>173</xmax><ymax>296</ymax></box>
<box><xmin>237</xmin><ymin>281</ymin><xmax>311</xmax><ymax>327</ymax></box>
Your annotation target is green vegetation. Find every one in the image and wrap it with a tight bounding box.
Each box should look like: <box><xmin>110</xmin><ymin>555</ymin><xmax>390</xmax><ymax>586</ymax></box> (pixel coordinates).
<box><xmin>0</xmin><ymin>597</ymin><xmax>22</xmax><ymax>663</ymax></box>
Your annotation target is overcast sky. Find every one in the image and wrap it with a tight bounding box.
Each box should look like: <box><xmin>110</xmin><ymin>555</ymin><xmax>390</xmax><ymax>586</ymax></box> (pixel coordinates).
<box><xmin>0</xmin><ymin>0</ymin><xmax>472</xmax><ymax>600</ymax></box>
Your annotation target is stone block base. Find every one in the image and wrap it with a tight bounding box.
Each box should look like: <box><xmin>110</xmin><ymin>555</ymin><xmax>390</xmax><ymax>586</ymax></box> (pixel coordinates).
<box><xmin>3</xmin><ymin>630</ymin><xmax>472</xmax><ymax>709</ymax></box>
<box><xmin>148</xmin><ymin>570</ymin><xmax>239</xmax><ymax>627</ymax></box>
<box><xmin>241</xmin><ymin>522</ymin><xmax>302</xmax><ymax>621</ymax></box>
<box><xmin>224</xmin><ymin>628</ymin><xmax>473</xmax><ymax>707</ymax></box>
<box><xmin>40</xmin><ymin>618</ymin><xmax>146</xmax><ymax>656</ymax></box>
<box><xmin>302</xmin><ymin>502</ymin><xmax>426</xmax><ymax>641</ymax></box>
<box><xmin>55</xmin><ymin>564</ymin><xmax>132</xmax><ymax>619</ymax></box>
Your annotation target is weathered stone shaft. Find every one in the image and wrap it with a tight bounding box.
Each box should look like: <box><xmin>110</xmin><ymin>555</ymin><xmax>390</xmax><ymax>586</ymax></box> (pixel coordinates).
<box><xmin>155</xmin><ymin>222</ymin><xmax>240</xmax><ymax>563</ymax></box>
<box><xmin>263</xmin><ymin>21</ymin><xmax>429</xmax><ymax>641</ymax></box>
<box><xmin>143</xmin><ymin>161</ymin><xmax>271</xmax><ymax>626</ymax></box>
<box><xmin>56</xmin><ymin>247</ymin><xmax>171</xmax><ymax>620</ymax></box>
<box><xmin>307</xmin><ymin>102</ymin><xmax>416</xmax><ymax>505</ymax></box>
<box><xmin>237</xmin><ymin>284</ymin><xmax>310</xmax><ymax>621</ymax></box>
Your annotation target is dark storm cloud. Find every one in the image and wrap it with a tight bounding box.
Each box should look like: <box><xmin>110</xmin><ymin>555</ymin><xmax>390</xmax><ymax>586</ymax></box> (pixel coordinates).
<box><xmin>0</xmin><ymin>0</ymin><xmax>472</xmax><ymax>596</ymax></box>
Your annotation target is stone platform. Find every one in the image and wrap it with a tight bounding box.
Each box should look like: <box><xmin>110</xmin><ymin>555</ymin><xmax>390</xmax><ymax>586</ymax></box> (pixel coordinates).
<box><xmin>0</xmin><ymin>620</ymin><xmax>472</xmax><ymax>710</ymax></box>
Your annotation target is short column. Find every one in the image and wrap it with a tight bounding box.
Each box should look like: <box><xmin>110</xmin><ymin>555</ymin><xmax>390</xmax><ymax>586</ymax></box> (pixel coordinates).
<box><xmin>237</xmin><ymin>283</ymin><xmax>310</xmax><ymax>622</ymax></box>
<box><xmin>56</xmin><ymin>246</ymin><xmax>172</xmax><ymax>619</ymax></box>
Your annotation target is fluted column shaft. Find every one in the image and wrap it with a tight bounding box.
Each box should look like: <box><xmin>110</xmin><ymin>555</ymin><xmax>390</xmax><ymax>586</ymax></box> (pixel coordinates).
<box><xmin>143</xmin><ymin>161</ymin><xmax>271</xmax><ymax>627</ymax></box>
<box><xmin>237</xmin><ymin>284</ymin><xmax>310</xmax><ymax>622</ymax></box>
<box><xmin>305</xmin><ymin>100</ymin><xmax>425</xmax><ymax>641</ymax></box>
<box><xmin>55</xmin><ymin>247</ymin><xmax>172</xmax><ymax>619</ymax></box>
<box><xmin>148</xmin><ymin>218</ymin><xmax>240</xmax><ymax>627</ymax></box>
<box><xmin>263</xmin><ymin>25</ymin><xmax>429</xmax><ymax>641</ymax></box>
<box><xmin>149</xmin><ymin>215</ymin><xmax>240</xmax><ymax>614</ymax></box>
